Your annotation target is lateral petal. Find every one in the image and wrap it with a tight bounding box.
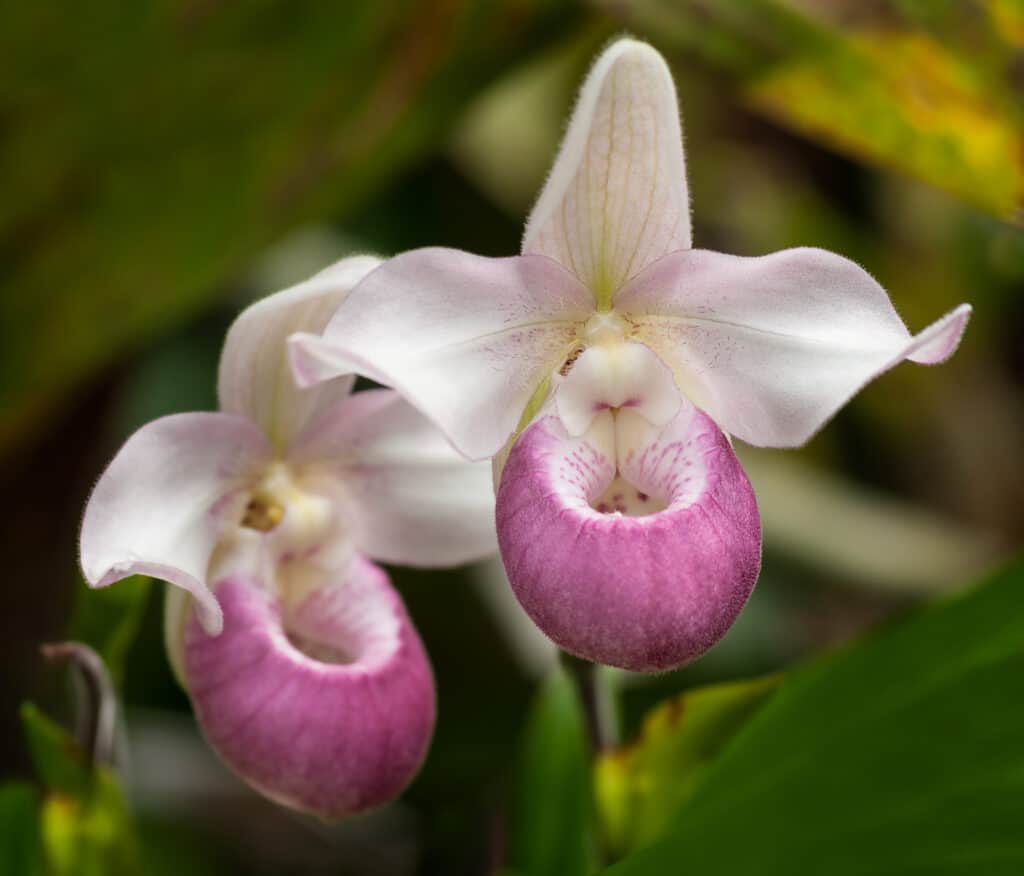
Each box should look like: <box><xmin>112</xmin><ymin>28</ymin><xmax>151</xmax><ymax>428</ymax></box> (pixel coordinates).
<box><xmin>183</xmin><ymin>556</ymin><xmax>435</xmax><ymax>818</ymax></box>
<box><xmin>80</xmin><ymin>413</ymin><xmax>272</xmax><ymax>634</ymax></box>
<box><xmin>289</xmin><ymin>249</ymin><xmax>592</xmax><ymax>460</ymax></box>
<box><xmin>522</xmin><ymin>38</ymin><xmax>691</xmax><ymax>306</ymax></box>
<box><xmin>616</xmin><ymin>247</ymin><xmax>971</xmax><ymax>448</ymax></box>
<box><xmin>289</xmin><ymin>389</ymin><xmax>497</xmax><ymax>567</ymax></box>
<box><xmin>219</xmin><ymin>255</ymin><xmax>381</xmax><ymax>450</ymax></box>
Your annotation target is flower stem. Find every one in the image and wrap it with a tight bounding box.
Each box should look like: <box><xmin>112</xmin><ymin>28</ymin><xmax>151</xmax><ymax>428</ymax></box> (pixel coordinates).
<box><xmin>41</xmin><ymin>641</ymin><xmax>117</xmax><ymax>767</ymax></box>
<box><xmin>560</xmin><ymin>651</ymin><xmax>618</xmax><ymax>753</ymax></box>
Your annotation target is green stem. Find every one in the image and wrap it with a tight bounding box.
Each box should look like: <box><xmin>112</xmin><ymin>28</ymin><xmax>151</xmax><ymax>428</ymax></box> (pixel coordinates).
<box><xmin>560</xmin><ymin>651</ymin><xmax>619</xmax><ymax>754</ymax></box>
<box><xmin>41</xmin><ymin>641</ymin><xmax>117</xmax><ymax>767</ymax></box>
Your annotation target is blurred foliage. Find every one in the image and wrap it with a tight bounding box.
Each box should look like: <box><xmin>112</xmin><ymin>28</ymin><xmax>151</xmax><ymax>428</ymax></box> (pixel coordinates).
<box><xmin>603</xmin><ymin>0</ymin><xmax>1024</xmax><ymax>225</ymax></box>
<box><xmin>22</xmin><ymin>704</ymin><xmax>94</xmax><ymax>799</ymax></box>
<box><xmin>603</xmin><ymin>558</ymin><xmax>1024</xmax><ymax>875</ymax></box>
<box><xmin>19</xmin><ymin>703</ymin><xmax>138</xmax><ymax>875</ymax></box>
<box><xmin>594</xmin><ymin>674</ymin><xmax>781</xmax><ymax>858</ymax></box>
<box><xmin>0</xmin><ymin>0</ymin><xmax>579</xmax><ymax>454</ymax></box>
<box><xmin>71</xmin><ymin>578</ymin><xmax>152</xmax><ymax>692</ymax></box>
<box><xmin>0</xmin><ymin>782</ymin><xmax>44</xmax><ymax>875</ymax></box>
<box><xmin>504</xmin><ymin>669</ymin><xmax>598</xmax><ymax>876</ymax></box>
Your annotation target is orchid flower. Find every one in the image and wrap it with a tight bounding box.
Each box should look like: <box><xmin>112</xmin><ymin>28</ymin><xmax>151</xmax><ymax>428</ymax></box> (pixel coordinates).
<box><xmin>80</xmin><ymin>256</ymin><xmax>497</xmax><ymax>817</ymax></box>
<box><xmin>290</xmin><ymin>40</ymin><xmax>971</xmax><ymax>673</ymax></box>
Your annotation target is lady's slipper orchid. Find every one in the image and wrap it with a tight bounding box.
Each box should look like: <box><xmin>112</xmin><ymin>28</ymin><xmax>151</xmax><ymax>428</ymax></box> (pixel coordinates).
<box><xmin>290</xmin><ymin>41</ymin><xmax>971</xmax><ymax>672</ymax></box>
<box><xmin>80</xmin><ymin>256</ymin><xmax>497</xmax><ymax>816</ymax></box>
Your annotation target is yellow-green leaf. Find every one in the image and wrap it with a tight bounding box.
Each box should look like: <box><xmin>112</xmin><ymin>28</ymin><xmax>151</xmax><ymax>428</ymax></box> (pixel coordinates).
<box><xmin>595</xmin><ymin>675</ymin><xmax>780</xmax><ymax>857</ymax></box>
<box><xmin>747</xmin><ymin>32</ymin><xmax>1024</xmax><ymax>223</ymax></box>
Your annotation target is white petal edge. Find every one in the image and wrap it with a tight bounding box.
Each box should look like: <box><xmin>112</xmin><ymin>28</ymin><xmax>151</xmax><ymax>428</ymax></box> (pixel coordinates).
<box><xmin>80</xmin><ymin>413</ymin><xmax>273</xmax><ymax>634</ymax></box>
<box><xmin>289</xmin><ymin>389</ymin><xmax>498</xmax><ymax>566</ymax></box>
<box><xmin>522</xmin><ymin>38</ymin><xmax>691</xmax><ymax>306</ymax></box>
<box><xmin>616</xmin><ymin>247</ymin><xmax>971</xmax><ymax>448</ymax></box>
<box><xmin>555</xmin><ymin>340</ymin><xmax>681</xmax><ymax>436</ymax></box>
<box><xmin>218</xmin><ymin>255</ymin><xmax>381</xmax><ymax>450</ymax></box>
<box><xmin>288</xmin><ymin>248</ymin><xmax>593</xmax><ymax>461</ymax></box>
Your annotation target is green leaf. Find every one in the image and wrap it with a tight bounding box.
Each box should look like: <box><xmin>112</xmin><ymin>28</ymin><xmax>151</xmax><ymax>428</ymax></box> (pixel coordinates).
<box><xmin>506</xmin><ymin>669</ymin><xmax>599</xmax><ymax>876</ymax></box>
<box><xmin>603</xmin><ymin>559</ymin><xmax>1024</xmax><ymax>875</ymax></box>
<box><xmin>20</xmin><ymin>703</ymin><xmax>92</xmax><ymax>799</ymax></box>
<box><xmin>21</xmin><ymin>703</ymin><xmax>139</xmax><ymax>875</ymax></box>
<box><xmin>0</xmin><ymin>782</ymin><xmax>44</xmax><ymax>876</ymax></box>
<box><xmin>595</xmin><ymin>674</ymin><xmax>781</xmax><ymax>857</ymax></box>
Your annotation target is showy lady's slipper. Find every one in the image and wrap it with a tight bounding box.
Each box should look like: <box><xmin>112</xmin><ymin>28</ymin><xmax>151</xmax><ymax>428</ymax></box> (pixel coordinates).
<box><xmin>80</xmin><ymin>257</ymin><xmax>496</xmax><ymax>817</ymax></box>
<box><xmin>290</xmin><ymin>41</ymin><xmax>971</xmax><ymax>673</ymax></box>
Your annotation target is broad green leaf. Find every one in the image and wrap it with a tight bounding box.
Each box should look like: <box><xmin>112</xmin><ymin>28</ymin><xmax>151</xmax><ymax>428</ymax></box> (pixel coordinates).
<box><xmin>0</xmin><ymin>1</ymin><xmax>579</xmax><ymax>453</ymax></box>
<box><xmin>505</xmin><ymin>669</ymin><xmax>599</xmax><ymax>876</ymax></box>
<box><xmin>0</xmin><ymin>782</ymin><xmax>44</xmax><ymax>876</ymax></box>
<box><xmin>595</xmin><ymin>674</ymin><xmax>781</xmax><ymax>857</ymax></box>
<box><xmin>604</xmin><ymin>559</ymin><xmax>1024</xmax><ymax>875</ymax></box>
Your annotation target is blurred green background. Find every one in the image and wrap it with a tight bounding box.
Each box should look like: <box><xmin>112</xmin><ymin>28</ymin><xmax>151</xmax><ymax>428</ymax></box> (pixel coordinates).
<box><xmin>2</xmin><ymin>1</ymin><xmax>1022</xmax><ymax>874</ymax></box>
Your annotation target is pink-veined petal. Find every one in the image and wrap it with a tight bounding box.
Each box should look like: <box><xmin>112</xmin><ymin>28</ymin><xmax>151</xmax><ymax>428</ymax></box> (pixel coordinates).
<box><xmin>555</xmin><ymin>340</ymin><xmax>681</xmax><ymax>436</ymax></box>
<box><xmin>496</xmin><ymin>405</ymin><xmax>760</xmax><ymax>671</ymax></box>
<box><xmin>80</xmin><ymin>413</ymin><xmax>272</xmax><ymax>634</ymax></box>
<box><xmin>183</xmin><ymin>556</ymin><xmax>435</xmax><ymax>818</ymax></box>
<box><xmin>289</xmin><ymin>389</ymin><xmax>497</xmax><ymax>566</ymax></box>
<box><xmin>289</xmin><ymin>249</ymin><xmax>592</xmax><ymax>460</ymax></box>
<box><xmin>522</xmin><ymin>38</ymin><xmax>691</xmax><ymax>306</ymax></box>
<box><xmin>616</xmin><ymin>247</ymin><xmax>972</xmax><ymax>448</ymax></box>
<box><xmin>219</xmin><ymin>255</ymin><xmax>381</xmax><ymax>450</ymax></box>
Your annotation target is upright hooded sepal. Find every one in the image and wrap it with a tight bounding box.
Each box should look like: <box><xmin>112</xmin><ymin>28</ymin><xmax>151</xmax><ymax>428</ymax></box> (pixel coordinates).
<box><xmin>496</xmin><ymin>408</ymin><xmax>761</xmax><ymax>672</ymax></box>
<box><xmin>182</xmin><ymin>556</ymin><xmax>435</xmax><ymax>818</ymax></box>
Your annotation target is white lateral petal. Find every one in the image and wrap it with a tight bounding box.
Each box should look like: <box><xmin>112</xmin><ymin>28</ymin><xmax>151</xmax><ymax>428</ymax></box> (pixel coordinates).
<box><xmin>289</xmin><ymin>248</ymin><xmax>592</xmax><ymax>461</ymax></box>
<box><xmin>555</xmin><ymin>341</ymin><xmax>681</xmax><ymax>437</ymax></box>
<box><xmin>522</xmin><ymin>38</ymin><xmax>691</xmax><ymax>305</ymax></box>
<box><xmin>616</xmin><ymin>247</ymin><xmax>971</xmax><ymax>448</ymax></box>
<box><xmin>218</xmin><ymin>255</ymin><xmax>381</xmax><ymax>450</ymax></box>
<box><xmin>80</xmin><ymin>413</ymin><xmax>273</xmax><ymax>634</ymax></box>
<box><xmin>289</xmin><ymin>389</ymin><xmax>497</xmax><ymax>566</ymax></box>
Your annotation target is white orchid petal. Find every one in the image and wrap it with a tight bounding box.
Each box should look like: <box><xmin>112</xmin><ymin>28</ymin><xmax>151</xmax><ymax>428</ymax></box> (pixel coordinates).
<box><xmin>289</xmin><ymin>248</ymin><xmax>592</xmax><ymax>461</ymax></box>
<box><xmin>80</xmin><ymin>413</ymin><xmax>273</xmax><ymax>634</ymax></box>
<box><xmin>555</xmin><ymin>341</ymin><xmax>681</xmax><ymax>437</ymax></box>
<box><xmin>290</xmin><ymin>389</ymin><xmax>497</xmax><ymax>566</ymax></box>
<box><xmin>522</xmin><ymin>38</ymin><xmax>691</xmax><ymax>305</ymax></box>
<box><xmin>218</xmin><ymin>255</ymin><xmax>381</xmax><ymax>449</ymax></box>
<box><xmin>616</xmin><ymin>247</ymin><xmax>972</xmax><ymax>448</ymax></box>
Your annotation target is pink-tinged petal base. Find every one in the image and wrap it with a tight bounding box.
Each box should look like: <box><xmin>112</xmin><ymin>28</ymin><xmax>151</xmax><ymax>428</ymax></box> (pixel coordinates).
<box><xmin>183</xmin><ymin>556</ymin><xmax>435</xmax><ymax>818</ymax></box>
<box><xmin>496</xmin><ymin>408</ymin><xmax>761</xmax><ymax>672</ymax></box>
